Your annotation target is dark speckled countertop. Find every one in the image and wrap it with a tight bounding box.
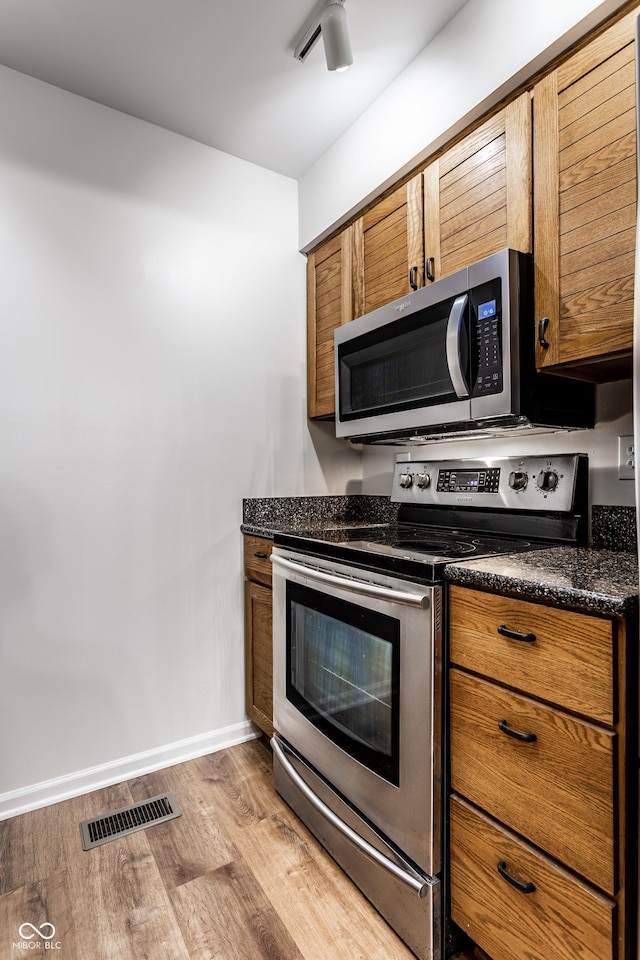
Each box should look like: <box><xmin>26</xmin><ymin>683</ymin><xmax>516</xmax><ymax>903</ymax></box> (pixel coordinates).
<box><xmin>242</xmin><ymin>494</ymin><xmax>397</xmax><ymax>538</ymax></box>
<box><xmin>243</xmin><ymin>497</ymin><xmax>639</xmax><ymax>619</ymax></box>
<box><xmin>445</xmin><ymin>546</ymin><xmax>638</xmax><ymax>618</ymax></box>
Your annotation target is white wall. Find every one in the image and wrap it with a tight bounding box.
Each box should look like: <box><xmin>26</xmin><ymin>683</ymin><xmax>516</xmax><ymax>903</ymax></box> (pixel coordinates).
<box><xmin>361</xmin><ymin>381</ymin><xmax>635</xmax><ymax>509</ymax></box>
<box><xmin>0</xmin><ymin>66</ymin><xmax>360</xmax><ymax>812</ymax></box>
<box><xmin>298</xmin><ymin>0</ymin><xmax>628</xmax><ymax>249</ymax></box>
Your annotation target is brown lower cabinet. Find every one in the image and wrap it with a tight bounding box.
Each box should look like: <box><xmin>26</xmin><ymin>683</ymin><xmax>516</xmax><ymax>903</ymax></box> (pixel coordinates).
<box><xmin>450</xmin><ymin>795</ymin><xmax>616</xmax><ymax>960</ymax></box>
<box><xmin>448</xmin><ymin>584</ymin><xmax>635</xmax><ymax>960</ymax></box>
<box><xmin>243</xmin><ymin>534</ymin><xmax>274</xmax><ymax>737</ymax></box>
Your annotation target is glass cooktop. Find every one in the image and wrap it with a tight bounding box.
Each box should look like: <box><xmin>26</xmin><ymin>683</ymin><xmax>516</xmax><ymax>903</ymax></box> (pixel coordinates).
<box><xmin>274</xmin><ymin>523</ymin><xmax>539</xmax><ymax>579</ymax></box>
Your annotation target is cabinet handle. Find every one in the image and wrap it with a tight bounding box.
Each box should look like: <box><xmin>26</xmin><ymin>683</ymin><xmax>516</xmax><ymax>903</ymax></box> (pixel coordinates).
<box><xmin>497</xmin><ymin>860</ymin><xmax>536</xmax><ymax>894</ymax></box>
<box><xmin>426</xmin><ymin>257</ymin><xmax>435</xmax><ymax>283</ymax></box>
<box><xmin>254</xmin><ymin>552</ymin><xmax>268</xmax><ymax>559</ymax></box>
<box><xmin>497</xmin><ymin>624</ymin><xmax>536</xmax><ymax>644</ymax></box>
<box><xmin>498</xmin><ymin>719</ymin><xmax>537</xmax><ymax>743</ymax></box>
<box><xmin>409</xmin><ymin>265</ymin><xmax>418</xmax><ymax>290</ymax></box>
<box><xmin>538</xmin><ymin>317</ymin><xmax>550</xmax><ymax>348</ymax></box>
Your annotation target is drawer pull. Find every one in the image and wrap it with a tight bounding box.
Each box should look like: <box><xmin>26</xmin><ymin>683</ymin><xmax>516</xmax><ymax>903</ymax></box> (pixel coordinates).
<box><xmin>497</xmin><ymin>860</ymin><xmax>536</xmax><ymax>894</ymax></box>
<box><xmin>498</xmin><ymin>719</ymin><xmax>537</xmax><ymax>743</ymax></box>
<box><xmin>254</xmin><ymin>552</ymin><xmax>268</xmax><ymax>559</ymax></box>
<box><xmin>497</xmin><ymin>624</ymin><xmax>536</xmax><ymax>643</ymax></box>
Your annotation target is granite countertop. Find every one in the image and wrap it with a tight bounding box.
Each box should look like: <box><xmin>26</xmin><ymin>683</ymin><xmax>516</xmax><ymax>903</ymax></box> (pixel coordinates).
<box><xmin>243</xmin><ymin>496</ymin><xmax>639</xmax><ymax>618</ymax></box>
<box><xmin>241</xmin><ymin>494</ymin><xmax>398</xmax><ymax>538</ymax></box>
<box><xmin>445</xmin><ymin>546</ymin><xmax>638</xmax><ymax>618</ymax></box>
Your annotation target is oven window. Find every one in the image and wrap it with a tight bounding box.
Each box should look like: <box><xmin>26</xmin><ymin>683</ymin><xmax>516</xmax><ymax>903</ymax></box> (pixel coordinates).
<box><xmin>286</xmin><ymin>581</ymin><xmax>400</xmax><ymax>785</ymax></box>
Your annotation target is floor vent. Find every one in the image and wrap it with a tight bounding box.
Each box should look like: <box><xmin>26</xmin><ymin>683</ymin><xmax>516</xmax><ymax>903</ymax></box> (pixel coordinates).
<box><xmin>80</xmin><ymin>792</ymin><xmax>181</xmax><ymax>850</ymax></box>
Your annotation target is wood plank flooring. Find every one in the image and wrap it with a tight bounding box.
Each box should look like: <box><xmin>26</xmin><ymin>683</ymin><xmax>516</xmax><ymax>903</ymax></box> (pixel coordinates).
<box><xmin>0</xmin><ymin>737</ymin><xmax>469</xmax><ymax>960</ymax></box>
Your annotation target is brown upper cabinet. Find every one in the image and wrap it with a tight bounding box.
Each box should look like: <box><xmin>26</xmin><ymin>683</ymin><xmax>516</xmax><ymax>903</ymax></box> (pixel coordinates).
<box><xmin>306</xmin><ymin>6</ymin><xmax>638</xmax><ymax>422</ymax></box>
<box><xmin>534</xmin><ymin>8</ymin><xmax>637</xmax><ymax>380</ymax></box>
<box><xmin>306</xmin><ymin>225</ymin><xmax>353</xmax><ymax>419</ymax></box>
<box><xmin>352</xmin><ymin>174</ymin><xmax>424</xmax><ymax>318</ymax></box>
<box><xmin>423</xmin><ymin>92</ymin><xmax>532</xmax><ymax>282</ymax></box>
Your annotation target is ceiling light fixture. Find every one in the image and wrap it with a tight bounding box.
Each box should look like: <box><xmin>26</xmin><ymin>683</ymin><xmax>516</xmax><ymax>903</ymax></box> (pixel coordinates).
<box><xmin>294</xmin><ymin>0</ymin><xmax>353</xmax><ymax>73</ymax></box>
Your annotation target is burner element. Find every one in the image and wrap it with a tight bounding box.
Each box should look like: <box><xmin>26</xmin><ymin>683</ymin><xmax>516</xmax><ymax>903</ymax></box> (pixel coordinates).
<box><xmin>394</xmin><ymin>539</ymin><xmax>477</xmax><ymax>557</ymax></box>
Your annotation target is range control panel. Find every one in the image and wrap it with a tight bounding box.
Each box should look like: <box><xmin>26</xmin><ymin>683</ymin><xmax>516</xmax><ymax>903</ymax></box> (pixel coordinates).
<box><xmin>392</xmin><ymin>454</ymin><xmax>586</xmax><ymax>512</ymax></box>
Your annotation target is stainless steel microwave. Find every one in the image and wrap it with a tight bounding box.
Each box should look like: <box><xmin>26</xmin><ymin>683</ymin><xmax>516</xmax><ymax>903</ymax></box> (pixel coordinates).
<box><xmin>334</xmin><ymin>248</ymin><xmax>594</xmax><ymax>444</ymax></box>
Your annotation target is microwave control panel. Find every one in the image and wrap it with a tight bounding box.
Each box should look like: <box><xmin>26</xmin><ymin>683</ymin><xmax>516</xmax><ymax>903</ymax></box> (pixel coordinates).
<box><xmin>471</xmin><ymin>279</ymin><xmax>503</xmax><ymax>397</ymax></box>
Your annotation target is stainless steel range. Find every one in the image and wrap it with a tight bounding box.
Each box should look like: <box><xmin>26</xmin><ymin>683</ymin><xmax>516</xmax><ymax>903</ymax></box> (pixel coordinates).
<box><xmin>271</xmin><ymin>453</ymin><xmax>588</xmax><ymax>960</ymax></box>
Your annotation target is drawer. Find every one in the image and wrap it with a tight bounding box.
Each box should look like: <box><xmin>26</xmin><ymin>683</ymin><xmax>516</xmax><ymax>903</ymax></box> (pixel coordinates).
<box><xmin>448</xmin><ymin>585</ymin><xmax>614</xmax><ymax>724</ymax></box>
<box><xmin>450</xmin><ymin>794</ymin><xmax>615</xmax><ymax>960</ymax></box>
<box><xmin>450</xmin><ymin>668</ymin><xmax>616</xmax><ymax>893</ymax></box>
<box><xmin>244</xmin><ymin>535</ymin><xmax>273</xmax><ymax>587</ymax></box>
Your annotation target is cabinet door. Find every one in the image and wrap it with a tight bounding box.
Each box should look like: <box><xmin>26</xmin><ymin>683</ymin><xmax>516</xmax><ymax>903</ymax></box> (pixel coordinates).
<box><xmin>307</xmin><ymin>226</ymin><xmax>353</xmax><ymax>420</ymax></box>
<box><xmin>534</xmin><ymin>9</ymin><xmax>637</xmax><ymax>379</ymax></box>
<box><xmin>352</xmin><ymin>173</ymin><xmax>424</xmax><ymax>318</ymax></box>
<box><xmin>244</xmin><ymin>579</ymin><xmax>273</xmax><ymax>737</ymax></box>
<box><xmin>423</xmin><ymin>92</ymin><xmax>532</xmax><ymax>282</ymax></box>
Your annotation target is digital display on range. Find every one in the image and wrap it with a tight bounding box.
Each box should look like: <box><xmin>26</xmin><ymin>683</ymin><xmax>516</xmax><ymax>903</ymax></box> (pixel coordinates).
<box><xmin>437</xmin><ymin>467</ymin><xmax>500</xmax><ymax>492</ymax></box>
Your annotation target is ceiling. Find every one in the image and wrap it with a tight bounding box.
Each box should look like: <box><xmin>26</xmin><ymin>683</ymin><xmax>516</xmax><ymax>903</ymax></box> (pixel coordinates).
<box><xmin>0</xmin><ymin>0</ymin><xmax>470</xmax><ymax>179</ymax></box>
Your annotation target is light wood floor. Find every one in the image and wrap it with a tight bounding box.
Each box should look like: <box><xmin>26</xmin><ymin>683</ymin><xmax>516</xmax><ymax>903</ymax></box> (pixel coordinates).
<box><xmin>0</xmin><ymin>737</ymin><xmax>475</xmax><ymax>960</ymax></box>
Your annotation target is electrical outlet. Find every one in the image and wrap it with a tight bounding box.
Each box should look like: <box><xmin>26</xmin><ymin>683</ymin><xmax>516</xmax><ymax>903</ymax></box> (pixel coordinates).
<box><xmin>617</xmin><ymin>435</ymin><xmax>635</xmax><ymax>480</ymax></box>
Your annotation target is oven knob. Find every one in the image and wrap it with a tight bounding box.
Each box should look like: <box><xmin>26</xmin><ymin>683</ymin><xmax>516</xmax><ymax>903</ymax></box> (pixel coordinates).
<box><xmin>508</xmin><ymin>470</ymin><xmax>528</xmax><ymax>491</ymax></box>
<box><xmin>398</xmin><ymin>472</ymin><xmax>413</xmax><ymax>488</ymax></box>
<box><xmin>537</xmin><ymin>469</ymin><xmax>559</xmax><ymax>492</ymax></box>
<box><xmin>416</xmin><ymin>472</ymin><xmax>431</xmax><ymax>489</ymax></box>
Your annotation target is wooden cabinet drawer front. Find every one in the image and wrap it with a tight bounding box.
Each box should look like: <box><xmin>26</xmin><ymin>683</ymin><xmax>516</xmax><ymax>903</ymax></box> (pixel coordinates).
<box><xmin>450</xmin><ymin>669</ymin><xmax>615</xmax><ymax>893</ymax></box>
<box><xmin>244</xmin><ymin>536</ymin><xmax>273</xmax><ymax>587</ymax></box>
<box><xmin>449</xmin><ymin>585</ymin><xmax>614</xmax><ymax>724</ymax></box>
<box><xmin>450</xmin><ymin>794</ymin><xmax>615</xmax><ymax>960</ymax></box>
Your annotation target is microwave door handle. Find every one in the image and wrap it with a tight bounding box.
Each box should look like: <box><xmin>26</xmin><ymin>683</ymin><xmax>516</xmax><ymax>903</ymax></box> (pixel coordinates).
<box><xmin>271</xmin><ymin>554</ymin><xmax>431</xmax><ymax>608</ymax></box>
<box><xmin>446</xmin><ymin>293</ymin><xmax>470</xmax><ymax>398</ymax></box>
<box><xmin>271</xmin><ymin>737</ymin><xmax>434</xmax><ymax>899</ymax></box>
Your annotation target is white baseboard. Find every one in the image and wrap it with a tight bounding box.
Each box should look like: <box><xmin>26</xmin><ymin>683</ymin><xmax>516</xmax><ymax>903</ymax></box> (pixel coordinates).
<box><xmin>0</xmin><ymin>720</ymin><xmax>258</xmax><ymax>822</ymax></box>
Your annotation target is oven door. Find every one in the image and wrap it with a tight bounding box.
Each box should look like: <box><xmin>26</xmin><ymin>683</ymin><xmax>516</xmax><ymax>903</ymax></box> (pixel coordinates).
<box><xmin>271</xmin><ymin>547</ymin><xmax>441</xmax><ymax>876</ymax></box>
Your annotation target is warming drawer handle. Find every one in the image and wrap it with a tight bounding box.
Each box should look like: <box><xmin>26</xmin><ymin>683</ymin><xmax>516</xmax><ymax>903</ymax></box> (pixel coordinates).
<box><xmin>497</xmin><ymin>860</ymin><xmax>536</xmax><ymax>894</ymax></box>
<box><xmin>498</xmin><ymin>719</ymin><xmax>537</xmax><ymax>744</ymax></box>
<box><xmin>497</xmin><ymin>624</ymin><xmax>536</xmax><ymax>644</ymax></box>
<box><xmin>271</xmin><ymin>737</ymin><xmax>434</xmax><ymax>899</ymax></box>
<box><xmin>270</xmin><ymin>553</ymin><xmax>431</xmax><ymax>608</ymax></box>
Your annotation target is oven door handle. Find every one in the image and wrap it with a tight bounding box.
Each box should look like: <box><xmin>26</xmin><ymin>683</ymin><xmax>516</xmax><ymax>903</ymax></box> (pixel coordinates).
<box><xmin>270</xmin><ymin>554</ymin><xmax>431</xmax><ymax>608</ymax></box>
<box><xmin>271</xmin><ymin>737</ymin><xmax>434</xmax><ymax>899</ymax></box>
<box><xmin>446</xmin><ymin>293</ymin><xmax>470</xmax><ymax>398</ymax></box>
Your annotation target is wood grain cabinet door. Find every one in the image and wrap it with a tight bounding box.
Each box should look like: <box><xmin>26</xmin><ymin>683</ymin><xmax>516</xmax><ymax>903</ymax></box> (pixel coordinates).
<box><xmin>352</xmin><ymin>173</ymin><xmax>424</xmax><ymax>318</ymax></box>
<box><xmin>423</xmin><ymin>92</ymin><xmax>532</xmax><ymax>283</ymax></box>
<box><xmin>533</xmin><ymin>9</ymin><xmax>637</xmax><ymax>380</ymax></box>
<box><xmin>307</xmin><ymin>226</ymin><xmax>353</xmax><ymax>420</ymax></box>
<box><xmin>244</xmin><ymin>578</ymin><xmax>274</xmax><ymax>738</ymax></box>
